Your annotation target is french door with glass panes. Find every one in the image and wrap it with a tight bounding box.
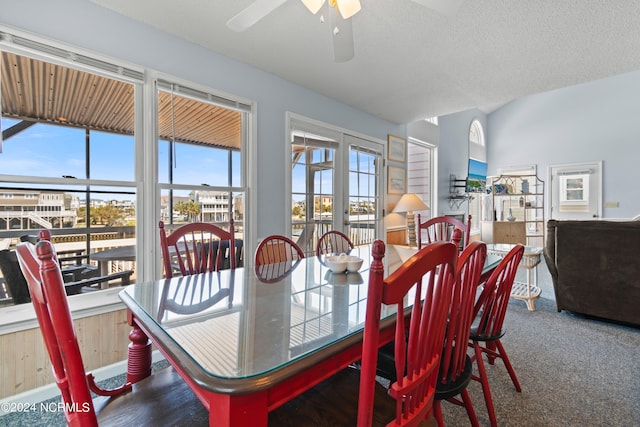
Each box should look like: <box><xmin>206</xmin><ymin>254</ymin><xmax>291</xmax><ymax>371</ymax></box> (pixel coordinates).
<box><xmin>290</xmin><ymin>118</ymin><xmax>383</xmax><ymax>256</ymax></box>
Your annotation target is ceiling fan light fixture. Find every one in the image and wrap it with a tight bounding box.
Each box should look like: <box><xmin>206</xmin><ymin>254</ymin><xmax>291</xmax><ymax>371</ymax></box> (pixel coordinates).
<box><xmin>301</xmin><ymin>0</ymin><xmax>326</xmax><ymax>14</ymax></box>
<box><xmin>335</xmin><ymin>0</ymin><xmax>361</xmax><ymax>19</ymax></box>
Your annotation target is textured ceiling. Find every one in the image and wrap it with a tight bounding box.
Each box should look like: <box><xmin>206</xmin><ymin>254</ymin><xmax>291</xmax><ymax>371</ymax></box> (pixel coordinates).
<box><xmin>89</xmin><ymin>0</ymin><xmax>640</xmax><ymax>124</ymax></box>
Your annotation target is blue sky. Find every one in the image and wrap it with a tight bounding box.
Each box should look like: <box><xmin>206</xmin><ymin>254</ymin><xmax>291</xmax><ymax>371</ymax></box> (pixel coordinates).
<box><xmin>1</xmin><ymin>117</ymin><xmax>375</xmax><ymax>208</ymax></box>
<box><xmin>1</xmin><ymin>117</ymin><xmax>239</xmax><ymax>201</ymax></box>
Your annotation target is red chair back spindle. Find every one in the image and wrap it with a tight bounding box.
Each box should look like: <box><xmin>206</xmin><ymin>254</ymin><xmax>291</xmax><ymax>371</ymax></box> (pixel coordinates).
<box><xmin>358</xmin><ymin>240</ymin><xmax>458</xmax><ymax>426</ymax></box>
<box><xmin>316</xmin><ymin>230</ymin><xmax>354</xmax><ymax>256</ymax></box>
<box><xmin>159</xmin><ymin>220</ymin><xmax>236</xmax><ymax>278</ymax></box>
<box><xmin>441</xmin><ymin>241</ymin><xmax>487</xmax><ymax>383</ymax></box>
<box><xmin>417</xmin><ymin>214</ymin><xmax>471</xmax><ymax>250</ymax></box>
<box><xmin>254</xmin><ymin>235</ymin><xmax>304</xmax><ymax>265</ymax></box>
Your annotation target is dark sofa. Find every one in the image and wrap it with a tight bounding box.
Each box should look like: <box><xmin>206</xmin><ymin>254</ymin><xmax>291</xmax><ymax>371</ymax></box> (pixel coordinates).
<box><xmin>544</xmin><ymin>219</ymin><xmax>640</xmax><ymax>326</ymax></box>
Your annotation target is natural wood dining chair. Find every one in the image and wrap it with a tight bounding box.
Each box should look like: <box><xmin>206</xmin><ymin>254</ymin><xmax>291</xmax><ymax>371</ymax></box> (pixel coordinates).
<box><xmin>418</xmin><ymin>214</ymin><xmax>472</xmax><ymax>250</ymax></box>
<box><xmin>316</xmin><ymin>229</ymin><xmax>355</xmax><ymax>256</ymax></box>
<box><xmin>254</xmin><ymin>235</ymin><xmax>304</xmax><ymax>265</ymax></box>
<box><xmin>469</xmin><ymin>244</ymin><xmax>525</xmax><ymax>427</ymax></box>
<box><xmin>15</xmin><ymin>230</ymin><xmax>207</xmax><ymax>427</ymax></box>
<box><xmin>159</xmin><ymin>220</ymin><xmax>236</xmax><ymax>278</ymax></box>
<box><xmin>433</xmin><ymin>240</ymin><xmax>487</xmax><ymax>427</ymax></box>
<box><xmin>268</xmin><ymin>240</ymin><xmax>458</xmax><ymax>426</ymax></box>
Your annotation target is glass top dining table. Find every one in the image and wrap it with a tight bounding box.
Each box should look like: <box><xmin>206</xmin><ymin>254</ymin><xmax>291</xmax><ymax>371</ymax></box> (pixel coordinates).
<box><xmin>119</xmin><ymin>243</ymin><xmax>500</xmax><ymax>426</ymax></box>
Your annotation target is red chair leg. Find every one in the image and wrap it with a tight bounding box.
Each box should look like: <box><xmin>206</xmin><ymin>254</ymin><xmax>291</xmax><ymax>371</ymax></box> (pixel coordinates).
<box><xmin>433</xmin><ymin>400</ymin><xmax>444</xmax><ymax>427</ymax></box>
<box><xmin>486</xmin><ymin>341</ymin><xmax>498</xmax><ymax>365</ymax></box>
<box><xmin>496</xmin><ymin>340</ymin><xmax>522</xmax><ymax>392</ymax></box>
<box><xmin>473</xmin><ymin>341</ymin><xmax>498</xmax><ymax>427</ymax></box>
<box><xmin>460</xmin><ymin>389</ymin><xmax>480</xmax><ymax>427</ymax></box>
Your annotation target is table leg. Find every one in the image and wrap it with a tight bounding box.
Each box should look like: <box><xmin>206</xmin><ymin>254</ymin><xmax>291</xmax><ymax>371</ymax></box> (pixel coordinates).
<box><xmin>99</xmin><ymin>260</ymin><xmax>109</xmax><ymax>276</ymax></box>
<box><xmin>98</xmin><ymin>260</ymin><xmax>110</xmax><ymax>289</ymax></box>
<box><xmin>126</xmin><ymin>312</ymin><xmax>152</xmax><ymax>383</ymax></box>
<box><xmin>206</xmin><ymin>390</ymin><xmax>269</xmax><ymax>427</ymax></box>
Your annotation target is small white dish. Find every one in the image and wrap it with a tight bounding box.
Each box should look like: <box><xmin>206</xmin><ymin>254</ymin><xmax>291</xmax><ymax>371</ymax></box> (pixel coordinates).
<box><xmin>325</xmin><ymin>254</ymin><xmax>348</xmax><ymax>273</ymax></box>
<box><xmin>346</xmin><ymin>257</ymin><xmax>363</xmax><ymax>272</ymax></box>
<box><xmin>325</xmin><ymin>253</ymin><xmax>363</xmax><ymax>273</ymax></box>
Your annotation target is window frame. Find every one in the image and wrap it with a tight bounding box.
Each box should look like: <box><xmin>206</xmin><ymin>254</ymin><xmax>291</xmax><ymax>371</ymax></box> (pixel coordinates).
<box><xmin>468</xmin><ymin>118</ymin><xmax>486</xmax><ymax>234</ymax></box>
<box><xmin>0</xmin><ymin>29</ymin><xmax>254</xmax><ymax>319</ymax></box>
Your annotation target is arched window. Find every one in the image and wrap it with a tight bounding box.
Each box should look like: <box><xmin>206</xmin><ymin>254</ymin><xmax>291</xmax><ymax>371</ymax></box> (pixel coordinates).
<box><xmin>469</xmin><ymin>119</ymin><xmax>484</xmax><ymax>147</ymax></box>
<box><xmin>468</xmin><ymin>119</ymin><xmax>486</xmax><ymax>235</ymax></box>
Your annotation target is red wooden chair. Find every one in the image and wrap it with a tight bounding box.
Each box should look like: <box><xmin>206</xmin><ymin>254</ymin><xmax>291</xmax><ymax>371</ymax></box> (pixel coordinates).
<box><xmin>268</xmin><ymin>240</ymin><xmax>458</xmax><ymax>426</ymax></box>
<box><xmin>254</xmin><ymin>234</ymin><xmax>304</xmax><ymax>265</ymax></box>
<box><xmin>316</xmin><ymin>230</ymin><xmax>355</xmax><ymax>256</ymax></box>
<box><xmin>418</xmin><ymin>214</ymin><xmax>471</xmax><ymax>250</ymax></box>
<box><xmin>433</xmin><ymin>240</ymin><xmax>487</xmax><ymax>427</ymax></box>
<box><xmin>15</xmin><ymin>230</ymin><xmax>207</xmax><ymax>427</ymax></box>
<box><xmin>159</xmin><ymin>220</ymin><xmax>236</xmax><ymax>278</ymax></box>
<box><xmin>469</xmin><ymin>244</ymin><xmax>525</xmax><ymax>427</ymax></box>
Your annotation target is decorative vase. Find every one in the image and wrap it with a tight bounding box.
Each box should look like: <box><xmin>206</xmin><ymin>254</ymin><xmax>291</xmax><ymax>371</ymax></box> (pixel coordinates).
<box><xmin>506</xmin><ymin>208</ymin><xmax>516</xmax><ymax>221</ymax></box>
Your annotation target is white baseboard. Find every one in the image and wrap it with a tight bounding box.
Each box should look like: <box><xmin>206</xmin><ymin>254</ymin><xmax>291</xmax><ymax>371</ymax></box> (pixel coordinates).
<box><xmin>0</xmin><ymin>351</ymin><xmax>165</xmax><ymax>413</ymax></box>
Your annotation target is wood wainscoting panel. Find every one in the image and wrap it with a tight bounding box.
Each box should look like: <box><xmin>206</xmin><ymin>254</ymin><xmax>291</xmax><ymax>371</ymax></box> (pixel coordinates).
<box><xmin>386</xmin><ymin>229</ymin><xmax>407</xmax><ymax>245</ymax></box>
<box><xmin>0</xmin><ymin>308</ymin><xmax>130</xmax><ymax>399</ymax></box>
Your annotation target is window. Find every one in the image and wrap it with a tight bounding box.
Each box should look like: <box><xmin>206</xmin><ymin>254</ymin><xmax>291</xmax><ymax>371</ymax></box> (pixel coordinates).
<box><xmin>468</xmin><ymin>119</ymin><xmax>486</xmax><ymax>233</ymax></box>
<box><xmin>156</xmin><ymin>83</ymin><xmax>247</xmax><ymax>237</ymax></box>
<box><xmin>559</xmin><ymin>174</ymin><xmax>589</xmax><ymax>211</ymax></box>
<box><xmin>469</xmin><ymin>119</ymin><xmax>485</xmax><ymax>146</ymax></box>
<box><xmin>406</xmin><ymin>139</ymin><xmax>433</xmax><ymax>221</ymax></box>
<box><xmin>0</xmin><ymin>50</ymin><xmax>138</xmax><ymax>306</ymax></box>
<box><xmin>0</xmin><ymin>32</ymin><xmax>250</xmax><ymax>309</ymax></box>
<box><xmin>560</xmin><ymin>175</ymin><xmax>588</xmax><ymax>202</ymax></box>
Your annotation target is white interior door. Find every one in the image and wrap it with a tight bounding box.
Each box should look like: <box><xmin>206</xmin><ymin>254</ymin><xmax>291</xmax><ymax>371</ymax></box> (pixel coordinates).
<box><xmin>549</xmin><ymin>161</ymin><xmax>602</xmax><ymax>220</ymax></box>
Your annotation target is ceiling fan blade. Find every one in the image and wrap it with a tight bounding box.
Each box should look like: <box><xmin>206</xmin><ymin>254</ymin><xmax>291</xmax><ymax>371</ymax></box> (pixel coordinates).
<box><xmin>328</xmin><ymin>8</ymin><xmax>354</xmax><ymax>62</ymax></box>
<box><xmin>226</xmin><ymin>0</ymin><xmax>289</xmax><ymax>32</ymax></box>
<box><xmin>410</xmin><ymin>0</ymin><xmax>466</xmax><ymax>16</ymax></box>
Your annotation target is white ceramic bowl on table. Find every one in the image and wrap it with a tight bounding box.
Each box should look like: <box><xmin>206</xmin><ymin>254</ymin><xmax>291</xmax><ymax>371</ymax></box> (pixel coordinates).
<box><xmin>325</xmin><ymin>255</ymin><xmax>348</xmax><ymax>273</ymax></box>
<box><xmin>346</xmin><ymin>257</ymin><xmax>363</xmax><ymax>272</ymax></box>
<box><xmin>325</xmin><ymin>253</ymin><xmax>363</xmax><ymax>273</ymax></box>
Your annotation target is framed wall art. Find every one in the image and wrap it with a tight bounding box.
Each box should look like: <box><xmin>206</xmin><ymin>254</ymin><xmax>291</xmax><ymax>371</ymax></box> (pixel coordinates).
<box><xmin>387</xmin><ymin>166</ymin><xmax>406</xmax><ymax>194</ymax></box>
<box><xmin>387</xmin><ymin>134</ymin><xmax>406</xmax><ymax>163</ymax></box>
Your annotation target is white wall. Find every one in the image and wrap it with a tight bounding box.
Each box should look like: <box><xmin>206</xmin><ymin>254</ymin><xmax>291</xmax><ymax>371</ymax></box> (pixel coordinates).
<box><xmin>487</xmin><ymin>69</ymin><xmax>640</xmax><ymax>219</ymax></box>
<box><xmin>1</xmin><ymin>0</ymin><xmax>404</xmax><ymax>239</ymax></box>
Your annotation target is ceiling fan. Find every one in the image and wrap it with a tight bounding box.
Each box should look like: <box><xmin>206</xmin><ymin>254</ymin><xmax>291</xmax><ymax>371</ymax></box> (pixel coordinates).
<box><xmin>226</xmin><ymin>0</ymin><xmax>466</xmax><ymax>63</ymax></box>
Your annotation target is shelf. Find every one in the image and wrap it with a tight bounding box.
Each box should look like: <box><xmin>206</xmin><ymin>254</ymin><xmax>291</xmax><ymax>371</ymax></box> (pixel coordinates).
<box><xmin>486</xmin><ymin>173</ymin><xmax>545</xmax><ymax>246</ymax></box>
<box><xmin>448</xmin><ymin>174</ymin><xmax>470</xmax><ymax>210</ymax></box>
<box><xmin>449</xmin><ymin>174</ymin><xmax>468</xmax><ymax>193</ymax></box>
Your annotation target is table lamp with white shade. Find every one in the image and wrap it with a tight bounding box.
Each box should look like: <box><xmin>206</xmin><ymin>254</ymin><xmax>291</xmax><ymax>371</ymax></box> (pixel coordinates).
<box><xmin>392</xmin><ymin>193</ymin><xmax>429</xmax><ymax>247</ymax></box>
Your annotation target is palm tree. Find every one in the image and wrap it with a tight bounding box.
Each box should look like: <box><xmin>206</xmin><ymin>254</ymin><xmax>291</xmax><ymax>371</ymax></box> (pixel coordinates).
<box><xmin>175</xmin><ymin>200</ymin><xmax>201</xmax><ymax>222</ymax></box>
